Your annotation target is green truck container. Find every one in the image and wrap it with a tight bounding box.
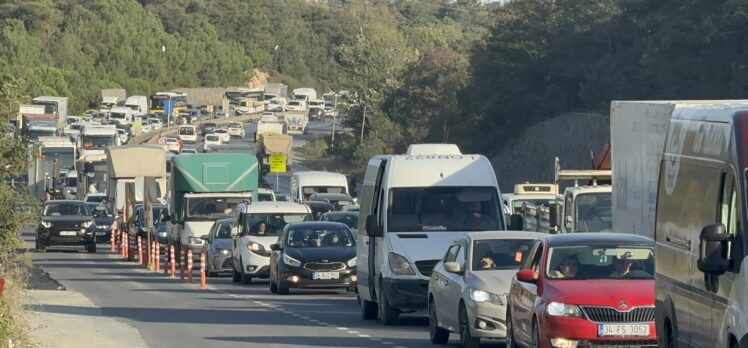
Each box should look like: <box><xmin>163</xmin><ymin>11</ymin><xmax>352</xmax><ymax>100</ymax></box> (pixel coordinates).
<box><xmin>168</xmin><ymin>153</ymin><xmax>259</xmax><ymax>256</ymax></box>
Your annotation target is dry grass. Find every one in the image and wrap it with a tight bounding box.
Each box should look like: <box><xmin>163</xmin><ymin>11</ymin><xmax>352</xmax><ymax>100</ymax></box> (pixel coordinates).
<box><xmin>0</xmin><ymin>252</ymin><xmax>30</xmax><ymax>347</ymax></box>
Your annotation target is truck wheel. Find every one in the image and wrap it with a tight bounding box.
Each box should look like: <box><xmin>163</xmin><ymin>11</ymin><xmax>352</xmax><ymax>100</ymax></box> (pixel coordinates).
<box><xmin>378</xmin><ymin>287</ymin><xmax>400</xmax><ymax>325</ymax></box>
<box><xmin>360</xmin><ymin>295</ymin><xmax>378</xmax><ymax>320</ymax></box>
<box><xmin>87</xmin><ymin>243</ymin><xmax>97</xmax><ymax>253</ymax></box>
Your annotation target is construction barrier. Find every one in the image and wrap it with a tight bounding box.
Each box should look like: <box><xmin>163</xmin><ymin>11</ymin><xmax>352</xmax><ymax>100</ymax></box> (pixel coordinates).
<box><xmin>187</xmin><ymin>249</ymin><xmax>193</xmax><ymax>283</ymax></box>
<box><xmin>128</xmin><ymin>234</ymin><xmax>135</xmax><ymax>262</ymax></box>
<box><xmin>180</xmin><ymin>248</ymin><xmax>186</xmax><ymax>280</ymax></box>
<box><xmin>110</xmin><ymin>222</ymin><xmax>117</xmax><ymax>252</ymax></box>
<box><xmin>170</xmin><ymin>245</ymin><xmax>176</xmax><ymax>278</ymax></box>
<box><xmin>155</xmin><ymin>242</ymin><xmax>160</xmax><ymax>272</ymax></box>
<box><xmin>200</xmin><ymin>251</ymin><xmax>207</xmax><ymax>289</ymax></box>
<box><xmin>137</xmin><ymin>236</ymin><xmax>143</xmax><ymax>265</ymax></box>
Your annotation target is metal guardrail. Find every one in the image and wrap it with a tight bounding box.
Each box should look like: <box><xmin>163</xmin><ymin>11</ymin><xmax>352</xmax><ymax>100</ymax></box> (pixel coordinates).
<box><xmin>131</xmin><ymin>113</ymin><xmax>262</xmax><ymax>145</ymax></box>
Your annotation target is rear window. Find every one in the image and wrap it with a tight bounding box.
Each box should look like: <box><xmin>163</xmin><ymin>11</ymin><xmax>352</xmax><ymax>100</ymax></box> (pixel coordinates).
<box><xmin>206</xmin><ymin>135</ymin><xmax>219</xmax><ymax>141</ymax></box>
<box><xmin>179</xmin><ymin>127</ymin><xmax>195</xmax><ymax>135</ymax></box>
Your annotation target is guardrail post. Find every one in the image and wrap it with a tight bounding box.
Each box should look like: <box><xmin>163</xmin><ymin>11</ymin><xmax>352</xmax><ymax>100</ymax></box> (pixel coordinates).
<box><xmin>137</xmin><ymin>236</ymin><xmax>143</xmax><ymax>264</ymax></box>
<box><xmin>187</xmin><ymin>249</ymin><xmax>193</xmax><ymax>283</ymax></box>
<box><xmin>200</xmin><ymin>251</ymin><xmax>207</xmax><ymax>289</ymax></box>
<box><xmin>155</xmin><ymin>242</ymin><xmax>160</xmax><ymax>272</ymax></box>
<box><xmin>110</xmin><ymin>222</ymin><xmax>116</xmax><ymax>252</ymax></box>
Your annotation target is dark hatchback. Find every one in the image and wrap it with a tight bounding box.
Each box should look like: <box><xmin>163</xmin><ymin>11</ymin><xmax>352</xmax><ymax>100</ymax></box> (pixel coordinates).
<box><xmin>37</xmin><ymin>200</ymin><xmax>97</xmax><ymax>252</ymax></box>
<box><xmin>87</xmin><ymin>202</ymin><xmax>116</xmax><ymax>242</ymax></box>
<box><xmin>201</xmin><ymin>122</ymin><xmax>217</xmax><ymax>136</ymax></box>
<box><xmin>269</xmin><ymin>221</ymin><xmax>357</xmax><ymax>295</ymax></box>
<box><xmin>304</xmin><ymin>200</ymin><xmax>334</xmax><ymax>220</ymax></box>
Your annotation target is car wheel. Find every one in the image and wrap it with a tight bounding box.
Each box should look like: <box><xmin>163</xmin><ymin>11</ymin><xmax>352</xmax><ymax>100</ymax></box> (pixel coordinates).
<box><xmin>663</xmin><ymin>319</ymin><xmax>678</xmax><ymax>348</ymax></box>
<box><xmin>506</xmin><ymin>309</ymin><xmax>517</xmax><ymax>348</ymax></box>
<box><xmin>378</xmin><ymin>286</ymin><xmax>400</xmax><ymax>325</ymax></box>
<box><xmin>531</xmin><ymin>319</ymin><xmax>540</xmax><ymax>348</ymax></box>
<box><xmin>35</xmin><ymin>239</ymin><xmax>46</xmax><ymax>252</ymax></box>
<box><xmin>360</xmin><ymin>296</ymin><xmax>378</xmax><ymax>320</ymax></box>
<box><xmin>241</xmin><ymin>273</ymin><xmax>252</xmax><ymax>284</ymax></box>
<box><xmin>346</xmin><ymin>287</ymin><xmax>355</xmax><ymax>292</ymax></box>
<box><xmin>87</xmin><ymin>243</ymin><xmax>97</xmax><ymax>253</ymax></box>
<box><xmin>459</xmin><ymin>304</ymin><xmax>480</xmax><ymax>348</ymax></box>
<box><xmin>428</xmin><ymin>299</ymin><xmax>449</xmax><ymax>345</ymax></box>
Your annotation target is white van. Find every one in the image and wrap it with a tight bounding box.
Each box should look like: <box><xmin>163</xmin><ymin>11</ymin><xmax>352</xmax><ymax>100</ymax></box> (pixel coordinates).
<box><xmin>650</xmin><ymin>101</ymin><xmax>748</xmax><ymax>348</ymax></box>
<box><xmin>231</xmin><ymin>202</ymin><xmax>312</xmax><ymax>283</ymax></box>
<box><xmin>291</xmin><ymin>171</ymin><xmax>349</xmax><ymax>203</ymax></box>
<box><xmin>356</xmin><ymin>144</ymin><xmax>505</xmax><ymax>325</ymax></box>
<box><xmin>178</xmin><ymin>125</ymin><xmax>197</xmax><ymax>143</ymax></box>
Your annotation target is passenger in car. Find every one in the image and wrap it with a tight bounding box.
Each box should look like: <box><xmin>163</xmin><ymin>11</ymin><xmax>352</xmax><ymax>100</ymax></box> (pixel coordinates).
<box><xmin>550</xmin><ymin>255</ymin><xmax>579</xmax><ymax>278</ymax></box>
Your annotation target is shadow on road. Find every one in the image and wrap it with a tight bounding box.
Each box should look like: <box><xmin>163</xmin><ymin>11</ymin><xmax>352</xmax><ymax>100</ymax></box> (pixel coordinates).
<box><xmin>206</xmin><ymin>335</ymin><xmax>425</xmax><ymax>347</ymax></box>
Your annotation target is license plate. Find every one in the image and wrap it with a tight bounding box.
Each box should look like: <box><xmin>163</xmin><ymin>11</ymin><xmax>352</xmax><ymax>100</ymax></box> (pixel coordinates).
<box><xmin>59</xmin><ymin>231</ymin><xmax>77</xmax><ymax>236</ymax></box>
<box><xmin>313</xmin><ymin>272</ymin><xmax>339</xmax><ymax>280</ymax></box>
<box><xmin>95</xmin><ymin>232</ymin><xmax>107</xmax><ymax>236</ymax></box>
<box><xmin>598</xmin><ymin>324</ymin><xmax>650</xmax><ymax>337</ymax></box>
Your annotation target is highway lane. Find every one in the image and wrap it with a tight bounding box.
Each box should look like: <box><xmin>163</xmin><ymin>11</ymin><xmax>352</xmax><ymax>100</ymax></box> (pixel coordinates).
<box><xmin>25</xmin><ymin>120</ymin><xmax>501</xmax><ymax>347</ymax></box>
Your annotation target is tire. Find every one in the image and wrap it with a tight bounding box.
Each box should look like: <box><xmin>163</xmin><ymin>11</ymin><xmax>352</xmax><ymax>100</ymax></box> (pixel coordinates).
<box><xmin>360</xmin><ymin>296</ymin><xmax>378</xmax><ymax>320</ymax></box>
<box><xmin>428</xmin><ymin>299</ymin><xmax>449</xmax><ymax>345</ymax></box>
<box><xmin>663</xmin><ymin>320</ymin><xmax>678</xmax><ymax>348</ymax></box>
<box><xmin>269</xmin><ymin>278</ymin><xmax>278</xmax><ymax>294</ymax></box>
<box><xmin>346</xmin><ymin>287</ymin><xmax>356</xmax><ymax>292</ymax></box>
<box><xmin>506</xmin><ymin>309</ymin><xmax>517</xmax><ymax>348</ymax></box>
<box><xmin>35</xmin><ymin>238</ymin><xmax>46</xmax><ymax>252</ymax></box>
<box><xmin>87</xmin><ymin>243</ymin><xmax>97</xmax><ymax>253</ymax></box>
<box><xmin>459</xmin><ymin>304</ymin><xmax>480</xmax><ymax>348</ymax></box>
<box><xmin>241</xmin><ymin>273</ymin><xmax>252</xmax><ymax>284</ymax></box>
<box><xmin>378</xmin><ymin>286</ymin><xmax>400</xmax><ymax>325</ymax></box>
<box><xmin>531</xmin><ymin>319</ymin><xmax>540</xmax><ymax>348</ymax></box>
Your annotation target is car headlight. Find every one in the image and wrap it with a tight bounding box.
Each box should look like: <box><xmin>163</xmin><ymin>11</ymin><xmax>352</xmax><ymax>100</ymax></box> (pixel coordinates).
<box><xmin>546</xmin><ymin>302</ymin><xmax>582</xmax><ymax>317</ymax></box>
<box><xmin>158</xmin><ymin>232</ymin><xmax>168</xmax><ymax>237</ymax></box>
<box><xmin>82</xmin><ymin>221</ymin><xmax>93</xmax><ymax>228</ymax></box>
<box><xmin>247</xmin><ymin>242</ymin><xmax>265</xmax><ymax>253</ymax></box>
<box><xmin>220</xmin><ymin>249</ymin><xmax>230</xmax><ymax>255</ymax></box>
<box><xmin>187</xmin><ymin>236</ymin><xmax>203</xmax><ymax>244</ymax></box>
<box><xmin>388</xmin><ymin>252</ymin><xmax>415</xmax><ymax>275</ymax></box>
<box><xmin>469</xmin><ymin>289</ymin><xmax>504</xmax><ymax>306</ymax></box>
<box><xmin>40</xmin><ymin>221</ymin><xmax>52</xmax><ymax>228</ymax></box>
<box><xmin>347</xmin><ymin>257</ymin><xmax>357</xmax><ymax>268</ymax></box>
<box><xmin>97</xmin><ymin>224</ymin><xmax>110</xmax><ymax>230</ymax></box>
<box><xmin>283</xmin><ymin>253</ymin><xmax>302</xmax><ymax>267</ymax></box>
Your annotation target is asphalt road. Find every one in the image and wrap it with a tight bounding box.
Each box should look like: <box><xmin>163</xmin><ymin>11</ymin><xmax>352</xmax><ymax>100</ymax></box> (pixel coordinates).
<box><xmin>25</xmin><ymin>121</ymin><xmax>500</xmax><ymax>347</ymax></box>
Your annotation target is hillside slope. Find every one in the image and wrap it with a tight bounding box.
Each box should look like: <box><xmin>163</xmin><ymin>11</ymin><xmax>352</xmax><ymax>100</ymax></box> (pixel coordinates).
<box><xmin>491</xmin><ymin>112</ymin><xmax>610</xmax><ymax>190</ymax></box>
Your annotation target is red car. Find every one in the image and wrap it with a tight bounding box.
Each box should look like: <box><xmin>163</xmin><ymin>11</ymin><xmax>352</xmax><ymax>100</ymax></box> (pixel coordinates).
<box><xmin>507</xmin><ymin>233</ymin><xmax>656</xmax><ymax>348</ymax></box>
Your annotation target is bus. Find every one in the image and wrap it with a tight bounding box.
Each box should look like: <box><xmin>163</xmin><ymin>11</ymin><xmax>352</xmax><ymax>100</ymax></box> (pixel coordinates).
<box><xmin>149</xmin><ymin>92</ymin><xmax>188</xmax><ymax>115</ymax></box>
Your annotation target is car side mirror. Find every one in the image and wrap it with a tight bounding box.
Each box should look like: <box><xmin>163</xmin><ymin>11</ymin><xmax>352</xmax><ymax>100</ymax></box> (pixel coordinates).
<box><xmin>443</xmin><ymin>261</ymin><xmax>464</xmax><ymax>274</ymax></box>
<box><xmin>269</xmin><ymin>243</ymin><xmax>281</xmax><ymax>251</ymax></box>
<box><xmin>365</xmin><ymin>215</ymin><xmax>382</xmax><ymax>237</ymax></box>
<box><xmin>161</xmin><ymin>213</ymin><xmax>171</xmax><ymax>222</ymax></box>
<box><xmin>516</xmin><ymin>269</ymin><xmax>539</xmax><ymax>283</ymax></box>
<box><xmin>509</xmin><ymin>214</ymin><xmax>523</xmax><ymax>231</ymax></box>
<box><xmin>697</xmin><ymin>223</ymin><xmax>732</xmax><ymax>275</ymax></box>
<box><xmin>549</xmin><ymin>203</ymin><xmax>561</xmax><ymax>229</ymax></box>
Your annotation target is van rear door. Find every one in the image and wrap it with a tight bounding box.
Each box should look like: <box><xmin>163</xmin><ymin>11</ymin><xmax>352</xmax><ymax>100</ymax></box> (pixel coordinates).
<box><xmin>357</xmin><ymin>158</ymin><xmax>386</xmax><ymax>301</ymax></box>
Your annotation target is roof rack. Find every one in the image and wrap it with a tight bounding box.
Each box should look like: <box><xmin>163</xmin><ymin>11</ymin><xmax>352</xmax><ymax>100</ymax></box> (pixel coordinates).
<box><xmin>554</xmin><ymin>156</ymin><xmax>611</xmax><ymax>187</ymax></box>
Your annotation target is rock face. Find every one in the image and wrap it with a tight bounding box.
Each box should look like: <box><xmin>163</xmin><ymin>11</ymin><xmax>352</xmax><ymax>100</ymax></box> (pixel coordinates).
<box><xmin>491</xmin><ymin>112</ymin><xmax>610</xmax><ymax>190</ymax></box>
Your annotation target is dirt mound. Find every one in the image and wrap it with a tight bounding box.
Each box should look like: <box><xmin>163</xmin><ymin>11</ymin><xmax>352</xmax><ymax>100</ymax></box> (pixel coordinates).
<box><xmin>491</xmin><ymin>112</ymin><xmax>610</xmax><ymax>190</ymax></box>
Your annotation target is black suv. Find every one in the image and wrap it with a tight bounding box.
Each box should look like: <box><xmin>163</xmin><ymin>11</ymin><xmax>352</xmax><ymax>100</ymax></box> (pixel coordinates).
<box><xmin>37</xmin><ymin>200</ymin><xmax>96</xmax><ymax>252</ymax></box>
<box><xmin>201</xmin><ymin>122</ymin><xmax>217</xmax><ymax>136</ymax></box>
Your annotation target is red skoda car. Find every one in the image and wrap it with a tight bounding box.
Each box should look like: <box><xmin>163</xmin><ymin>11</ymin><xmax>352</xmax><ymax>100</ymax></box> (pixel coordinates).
<box><xmin>507</xmin><ymin>233</ymin><xmax>656</xmax><ymax>348</ymax></box>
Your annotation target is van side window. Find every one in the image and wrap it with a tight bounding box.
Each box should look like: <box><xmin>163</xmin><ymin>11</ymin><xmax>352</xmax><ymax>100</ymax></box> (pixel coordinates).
<box><xmin>719</xmin><ymin>171</ymin><xmax>742</xmax><ymax>265</ymax></box>
<box><xmin>564</xmin><ymin>193</ymin><xmax>573</xmax><ymax>231</ymax></box>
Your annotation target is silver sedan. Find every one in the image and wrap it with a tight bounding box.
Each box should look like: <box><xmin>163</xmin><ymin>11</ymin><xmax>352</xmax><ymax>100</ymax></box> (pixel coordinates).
<box><xmin>428</xmin><ymin>231</ymin><xmax>545</xmax><ymax>348</ymax></box>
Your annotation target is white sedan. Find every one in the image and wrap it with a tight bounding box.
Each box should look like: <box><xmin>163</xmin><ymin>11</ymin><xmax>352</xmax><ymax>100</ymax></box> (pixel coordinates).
<box><xmin>227</xmin><ymin>122</ymin><xmax>245</xmax><ymax>138</ymax></box>
<box><xmin>164</xmin><ymin>137</ymin><xmax>181</xmax><ymax>153</ymax></box>
<box><xmin>214</xmin><ymin>128</ymin><xmax>231</xmax><ymax>143</ymax></box>
<box><xmin>203</xmin><ymin>134</ymin><xmax>222</xmax><ymax>152</ymax></box>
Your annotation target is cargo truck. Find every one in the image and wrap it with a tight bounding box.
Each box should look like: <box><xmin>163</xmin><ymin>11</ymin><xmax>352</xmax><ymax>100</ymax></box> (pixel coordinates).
<box><xmin>284</xmin><ymin>111</ymin><xmax>308</xmax><ymax>135</ymax></box>
<box><xmin>292</xmin><ymin>88</ymin><xmax>317</xmax><ymax>102</ymax></box>
<box><xmin>28</xmin><ymin>136</ymin><xmax>77</xmax><ymax>200</ymax></box>
<box><xmin>79</xmin><ymin>125</ymin><xmax>118</xmax><ymax>157</ymax></box>
<box><xmin>164</xmin><ymin>153</ymin><xmax>259</xmax><ymax>261</ymax></box>
<box><xmin>105</xmin><ymin>145</ymin><xmax>168</xmax><ymax>214</ymax></box>
<box><xmin>32</xmin><ymin>96</ymin><xmax>68</xmax><ymax>130</ymax></box>
<box><xmin>77</xmin><ymin>152</ymin><xmax>108</xmax><ymax>200</ymax></box>
<box><xmin>257</xmin><ymin>133</ymin><xmax>293</xmax><ymax>175</ymax></box>
<box><xmin>254</xmin><ymin>115</ymin><xmax>287</xmax><ymax>141</ymax></box>
<box><xmin>100</xmin><ymin>89</ymin><xmax>127</xmax><ymax>112</ymax></box>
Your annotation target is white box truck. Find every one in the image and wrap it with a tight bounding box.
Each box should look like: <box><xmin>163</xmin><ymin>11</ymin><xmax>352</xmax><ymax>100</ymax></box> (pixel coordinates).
<box><xmin>100</xmin><ymin>89</ymin><xmax>127</xmax><ymax>112</ymax></box>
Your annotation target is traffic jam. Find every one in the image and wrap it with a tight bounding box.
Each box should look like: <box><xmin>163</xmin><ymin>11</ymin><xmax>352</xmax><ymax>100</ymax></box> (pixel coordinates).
<box><xmin>25</xmin><ymin>91</ymin><xmax>748</xmax><ymax>348</ymax></box>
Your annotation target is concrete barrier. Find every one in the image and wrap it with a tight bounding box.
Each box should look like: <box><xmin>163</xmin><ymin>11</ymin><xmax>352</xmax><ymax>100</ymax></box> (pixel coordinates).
<box><xmin>132</xmin><ymin>113</ymin><xmax>261</xmax><ymax>145</ymax></box>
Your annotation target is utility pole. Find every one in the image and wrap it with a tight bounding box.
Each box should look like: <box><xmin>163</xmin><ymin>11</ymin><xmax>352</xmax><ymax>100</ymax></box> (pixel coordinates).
<box><xmin>331</xmin><ymin>112</ymin><xmax>337</xmax><ymax>150</ymax></box>
<box><xmin>360</xmin><ymin>106</ymin><xmax>366</xmax><ymax>144</ymax></box>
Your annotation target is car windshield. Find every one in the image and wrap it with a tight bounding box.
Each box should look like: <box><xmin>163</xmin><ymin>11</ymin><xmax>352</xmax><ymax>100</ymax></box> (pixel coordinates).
<box><xmin>286</xmin><ymin>227</ymin><xmax>355</xmax><ymax>248</ymax></box>
<box><xmin>243</xmin><ymin>213</ymin><xmax>311</xmax><ymax>236</ymax></box>
<box><xmin>257</xmin><ymin>193</ymin><xmax>274</xmax><ymax>202</ymax></box>
<box><xmin>387</xmin><ymin>186</ymin><xmax>502</xmax><ymax>232</ymax></box>
<box><xmin>323</xmin><ymin>214</ymin><xmax>358</xmax><ymax>229</ymax></box>
<box><xmin>575</xmin><ymin>192</ymin><xmax>612</xmax><ymax>232</ymax></box>
<box><xmin>215</xmin><ymin>129</ymin><xmax>227</xmax><ymax>134</ymax></box>
<box><xmin>510</xmin><ymin>199</ymin><xmax>554</xmax><ymax>215</ymax></box>
<box><xmin>43</xmin><ymin>202</ymin><xmax>90</xmax><ymax>216</ymax></box>
<box><xmin>185</xmin><ymin>197</ymin><xmax>245</xmax><ymax>218</ymax></box>
<box><xmin>81</xmin><ymin>135</ymin><xmax>116</xmax><ymax>149</ymax></box>
<box><xmin>87</xmin><ymin>203</ymin><xmax>113</xmax><ymax>217</ymax></box>
<box><xmin>86</xmin><ymin>195</ymin><xmax>107</xmax><ymax>203</ymax></box>
<box><xmin>214</xmin><ymin>222</ymin><xmax>233</xmax><ymax>239</ymax></box>
<box><xmin>179</xmin><ymin>127</ymin><xmax>194</xmax><ymax>135</ymax></box>
<box><xmin>228</xmin><ymin>123</ymin><xmax>242</xmax><ymax>128</ymax></box>
<box><xmin>546</xmin><ymin>245</ymin><xmax>654</xmax><ymax>280</ymax></box>
<box><xmin>301</xmin><ymin>186</ymin><xmax>346</xmax><ymax>200</ymax></box>
<box><xmin>472</xmin><ymin>239</ymin><xmax>535</xmax><ymax>271</ymax></box>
